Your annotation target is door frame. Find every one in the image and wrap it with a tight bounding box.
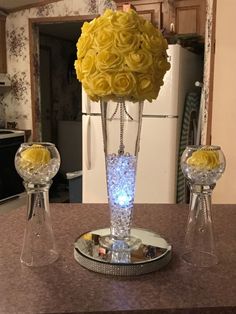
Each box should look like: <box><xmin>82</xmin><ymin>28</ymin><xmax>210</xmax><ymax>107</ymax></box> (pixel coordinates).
<box><xmin>29</xmin><ymin>14</ymin><xmax>98</xmax><ymax>141</ymax></box>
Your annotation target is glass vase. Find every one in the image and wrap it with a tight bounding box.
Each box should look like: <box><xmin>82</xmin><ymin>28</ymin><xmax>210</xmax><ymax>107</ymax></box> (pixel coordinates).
<box><xmin>181</xmin><ymin>145</ymin><xmax>226</xmax><ymax>267</ymax></box>
<box><xmin>100</xmin><ymin>98</ymin><xmax>143</xmax><ymax>251</ymax></box>
<box><xmin>15</xmin><ymin>142</ymin><xmax>60</xmax><ymax>267</ymax></box>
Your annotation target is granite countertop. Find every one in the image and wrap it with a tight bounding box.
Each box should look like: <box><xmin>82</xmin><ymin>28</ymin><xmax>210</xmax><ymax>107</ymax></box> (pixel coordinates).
<box><xmin>0</xmin><ymin>203</ymin><xmax>235</xmax><ymax>314</ymax></box>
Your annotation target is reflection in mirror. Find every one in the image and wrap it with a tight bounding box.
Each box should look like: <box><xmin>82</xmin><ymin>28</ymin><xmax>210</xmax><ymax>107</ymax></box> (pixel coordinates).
<box><xmin>27</xmin><ymin>0</ymin><xmax>215</xmax><ymax>204</ymax></box>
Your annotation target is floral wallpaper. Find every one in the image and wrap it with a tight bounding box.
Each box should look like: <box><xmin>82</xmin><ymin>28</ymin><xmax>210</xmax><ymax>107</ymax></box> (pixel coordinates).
<box><xmin>2</xmin><ymin>0</ymin><xmax>116</xmax><ymax>136</ymax></box>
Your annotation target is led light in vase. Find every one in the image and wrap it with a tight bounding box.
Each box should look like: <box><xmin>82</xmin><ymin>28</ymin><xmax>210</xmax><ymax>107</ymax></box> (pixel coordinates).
<box><xmin>106</xmin><ymin>154</ymin><xmax>137</xmax><ymax>240</ymax></box>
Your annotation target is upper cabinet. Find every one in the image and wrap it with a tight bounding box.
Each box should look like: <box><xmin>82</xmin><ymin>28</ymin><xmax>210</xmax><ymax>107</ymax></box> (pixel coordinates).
<box><xmin>168</xmin><ymin>0</ymin><xmax>206</xmax><ymax>37</ymax></box>
<box><xmin>114</xmin><ymin>0</ymin><xmax>206</xmax><ymax>38</ymax></box>
<box><xmin>0</xmin><ymin>15</ymin><xmax>7</xmax><ymax>73</ymax></box>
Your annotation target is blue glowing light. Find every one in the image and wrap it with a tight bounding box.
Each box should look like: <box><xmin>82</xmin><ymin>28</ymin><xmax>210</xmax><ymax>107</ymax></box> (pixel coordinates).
<box><xmin>106</xmin><ymin>154</ymin><xmax>137</xmax><ymax>209</ymax></box>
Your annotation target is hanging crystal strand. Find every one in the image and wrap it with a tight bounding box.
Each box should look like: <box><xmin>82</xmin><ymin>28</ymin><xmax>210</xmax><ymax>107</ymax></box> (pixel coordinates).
<box><xmin>118</xmin><ymin>101</ymin><xmax>125</xmax><ymax>155</ymax></box>
<box><xmin>20</xmin><ymin>182</ymin><xmax>58</xmax><ymax>267</ymax></box>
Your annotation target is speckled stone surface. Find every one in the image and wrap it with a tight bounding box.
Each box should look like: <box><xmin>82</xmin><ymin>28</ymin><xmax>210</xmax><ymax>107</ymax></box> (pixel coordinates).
<box><xmin>0</xmin><ymin>203</ymin><xmax>235</xmax><ymax>314</ymax></box>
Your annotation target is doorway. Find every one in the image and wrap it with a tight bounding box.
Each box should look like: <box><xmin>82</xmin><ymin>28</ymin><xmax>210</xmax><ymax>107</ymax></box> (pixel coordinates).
<box><xmin>29</xmin><ymin>17</ymin><xmax>95</xmax><ymax>202</ymax></box>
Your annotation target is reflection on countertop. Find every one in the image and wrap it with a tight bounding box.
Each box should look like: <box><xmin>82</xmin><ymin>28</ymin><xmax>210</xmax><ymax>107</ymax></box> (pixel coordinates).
<box><xmin>0</xmin><ymin>193</ymin><xmax>26</xmax><ymax>213</ymax></box>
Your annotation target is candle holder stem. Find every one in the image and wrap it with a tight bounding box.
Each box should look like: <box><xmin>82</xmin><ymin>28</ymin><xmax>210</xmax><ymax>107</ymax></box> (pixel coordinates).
<box><xmin>20</xmin><ymin>181</ymin><xmax>58</xmax><ymax>267</ymax></box>
<box><xmin>183</xmin><ymin>184</ymin><xmax>217</xmax><ymax>267</ymax></box>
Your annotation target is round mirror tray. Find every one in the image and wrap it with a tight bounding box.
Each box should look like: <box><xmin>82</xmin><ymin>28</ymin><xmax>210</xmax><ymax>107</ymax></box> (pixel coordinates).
<box><xmin>74</xmin><ymin>228</ymin><xmax>172</xmax><ymax>276</ymax></box>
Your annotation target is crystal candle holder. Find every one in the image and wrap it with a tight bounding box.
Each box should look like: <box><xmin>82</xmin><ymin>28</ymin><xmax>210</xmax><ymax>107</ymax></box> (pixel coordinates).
<box><xmin>181</xmin><ymin>145</ymin><xmax>226</xmax><ymax>267</ymax></box>
<box><xmin>15</xmin><ymin>142</ymin><xmax>60</xmax><ymax>267</ymax></box>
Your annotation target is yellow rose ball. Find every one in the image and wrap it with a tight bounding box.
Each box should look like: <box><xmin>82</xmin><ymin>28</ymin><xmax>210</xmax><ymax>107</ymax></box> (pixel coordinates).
<box><xmin>74</xmin><ymin>8</ymin><xmax>170</xmax><ymax>102</ymax></box>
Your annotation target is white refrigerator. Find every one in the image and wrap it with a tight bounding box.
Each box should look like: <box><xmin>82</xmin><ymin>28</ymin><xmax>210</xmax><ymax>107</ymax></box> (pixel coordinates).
<box><xmin>82</xmin><ymin>44</ymin><xmax>202</xmax><ymax>203</ymax></box>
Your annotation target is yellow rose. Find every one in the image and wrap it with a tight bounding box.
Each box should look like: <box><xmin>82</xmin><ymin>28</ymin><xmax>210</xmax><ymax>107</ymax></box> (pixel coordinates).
<box><xmin>111</xmin><ymin>72</ymin><xmax>136</xmax><ymax>96</ymax></box>
<box><xmin>187</xmin><ymin>150</ymin><xmax>220</xmax><ymax>170</ymax></box>
<box><xmin>135</xmin><ymin>74</ymin><xmax>159</xmax><ymax>102</ymax></box>
<box><xmin>76</xmin><ymin>33</ymin><xmax>93</xmax><ymax>58</ymax></box>
<box><xmin>110</xmin><ymin>10</ymin><xmax>139</xmax><ymax>30</ymax></box>
<box><xmin>141</xmin><ymin>33</ymin><xmax>164</xmax><ymax>55</ymax></box>
<box><xmin>81</xmin><ymin>49</ymin><xmax>96</xmax><ymax>77</ymax></box>
<box><xmin>20</xmin><ymin>144</ymin><xmax>51</xmax><ymax>168</ymax></box>
<box><xmin>81</xmin><ymin>19</ymin><xmax>96</xmax><ymax>34</ymax></box>
<box><xmin>114</xmin><ymin>30</ymin><xmax>140</xmax><ymax>53</ymax></box>
<box><xmin>94</xmin><ymin>14</ymin><xmax>111</xmax><ymax>31</ymax></box>
<box><xmin>125</xmin><ymin>49</ymin><xmax>152</xmax><ymax>73</ymax></box>
<box><xmin>96</xmin><ymin>50</ymin><xmax>123</xmax><ymax>72</ymax></box>
<box><xmin>140</xmin><ymin>19</ymin><xmax>160</xmax><ymax>37</ymax></box>
<box><xmin>74</xmin><ymin>59</ymin><xmax>83</xmax><ymax>81</ymax></box>
<box><xmin>94</xmin><ymin>29</ymin><xmax>114</xmax><ymax>50</ymax></box>
<box><xmin>82</xmin><ymin>77</ymin><xmax>99</xmax><ymax>101</ymax></box>
<box><xmin>89</xmin><ymin>73</ymin><xmax>111</xmax><ymax>97</ymax></box>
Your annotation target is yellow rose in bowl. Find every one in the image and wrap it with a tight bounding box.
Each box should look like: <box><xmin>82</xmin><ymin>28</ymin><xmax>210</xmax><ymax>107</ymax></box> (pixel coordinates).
<box><xmin>187</xmin><ymin>150</ymin><xmax>220</xmax><ymax>170</ymax></box>
<box><xmin>20</xmin><ymin>144</ymin><xmax>51</xmax><ymax>169</ymax></box>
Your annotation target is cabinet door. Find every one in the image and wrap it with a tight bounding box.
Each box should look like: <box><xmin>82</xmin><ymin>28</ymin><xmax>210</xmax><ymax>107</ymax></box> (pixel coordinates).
<box><xmin>171</xmin><ymin>0</ymin><xmax>206</xmax><ymax>36</ymax></box>
<box><xmin>0</xmin><ymin>16</ymin><xmax>7</xmax><ymax>73</ymax></box>
<box><xmin>115</xmin><ymin>0</ymin><xmax>163</xmax><ymax>28</ymax></box>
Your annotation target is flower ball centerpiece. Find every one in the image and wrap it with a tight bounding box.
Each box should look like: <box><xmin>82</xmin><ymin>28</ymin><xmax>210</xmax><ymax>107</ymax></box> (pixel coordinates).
<box><xmin>74</xmin><ymin>9</ymin><xmax>171</xmax><ymax>259</ymax></box>
<box><xmin>75</xmin><ymin>8</ymin><xmax>170</xmax><ymax>102</ymax></box>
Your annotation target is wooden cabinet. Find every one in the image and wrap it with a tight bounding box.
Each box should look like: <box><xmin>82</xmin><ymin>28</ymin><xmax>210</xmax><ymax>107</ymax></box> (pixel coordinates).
<box><xmin>165</xmin><ymin>0</ymin><xmax>206</xmax><ymax>36</ymax></box>
<box><xmin>114</xmin><ymin>0</ymin><xmax>164</xmax><ymax>29</ymax></box>
<box><xmin>114</xmin><ymin>0</ymin><xmax>206</xmax><ymax>37</ymax></box>
<box><xmin>0</xmin><ymin>15</ymin><xmax>7</xmax><ymax>73</ymax></box>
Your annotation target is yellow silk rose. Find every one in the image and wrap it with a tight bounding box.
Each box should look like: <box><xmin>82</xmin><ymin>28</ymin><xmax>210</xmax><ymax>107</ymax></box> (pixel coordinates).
<box><xmin>110</xmin><ymin>9</ymin><xmax>139</xmax><ymax>30</ymax></box>
<box><xmin>96</xmin><ymin>50</ymin><xmax>123</xmax><ymax>72</ymax></box>
<box><xmin>75</xmin><ymin>9</ymin><xmax>170</xmax><ymax>102</ymax></box>
<box><xmin>76</xmin><ymin>33</ymin><xmax>93</xmax><ymax>58</ymax></box>
<box><xmin>81</xmin><ymin>50</ymin><xmax>96</xmax><ymax>77</ymax></box>
<box><xmin>94</xmin><ymin>29</ymin><xmax>114</xmax><ymax>50</ymax></box>
<box><xmin>111</xmin><ymin>72</ymin><xmax>136</xmax><ymax>96</ymax></box>
<box><xmin>125</xmin><ymin>50</ymin><xmax>152</xmax><ymax>73</ymax></box>
<box><xmin>187</xmin><ymin>150</ymin><xmax>220</xmax><ymax>170</ymax></box>
<box><xmin>20</xmin><ymin>144</ymin><xmax>51</xmax><ymax>169</ymax></box>
<box><xmin>89</xmin><ymin>73</ymin><xmax>111</xmax><ymax>98</ymax></box>
<box><xmin>114</xmin><ymin>31</ymin><xmax>140</xmax><ymax>53</ymax></box>
<box><xmin>136</xmin><ymin>74</ymin><xmax>159</xmax><ymax>102</ymax></box>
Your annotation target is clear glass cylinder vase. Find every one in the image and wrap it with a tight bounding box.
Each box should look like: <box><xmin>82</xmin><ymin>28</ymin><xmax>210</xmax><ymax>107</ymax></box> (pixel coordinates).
<box><xmin>100</xmin><ymin>98</ymin><xmax>143</xmax><ymax>251</ymax></box>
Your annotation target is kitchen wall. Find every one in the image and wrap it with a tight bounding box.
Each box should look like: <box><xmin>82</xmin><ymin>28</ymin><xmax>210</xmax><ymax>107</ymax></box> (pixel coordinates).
<box><xmin>2</xmin><ymin>0</ymin><xmax>116</xmax><ymax>131</ymax></box>
<box><xmin>212</xmin><ymin>0</ymin><xmax>236</xmax><ymax>203</ymax></box>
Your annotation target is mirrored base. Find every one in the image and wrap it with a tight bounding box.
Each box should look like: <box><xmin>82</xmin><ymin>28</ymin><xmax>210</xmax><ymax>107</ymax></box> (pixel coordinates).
<box><xmin>74</xmin><ymin>228</ymin><xmax>172</xmax><ymax>276</ymax></box>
